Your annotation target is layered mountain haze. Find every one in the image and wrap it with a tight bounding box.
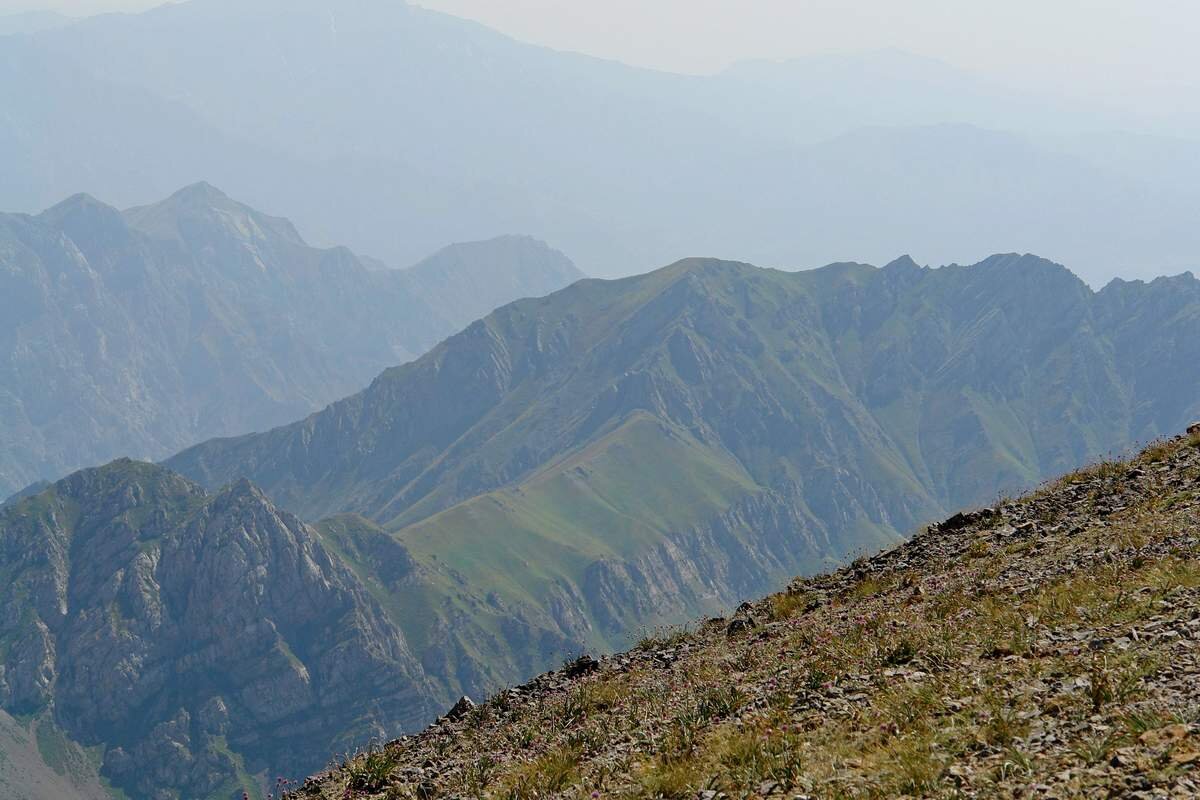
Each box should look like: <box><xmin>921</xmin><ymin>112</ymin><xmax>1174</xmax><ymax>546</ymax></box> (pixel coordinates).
<box><xmin>400</xmin><ymin>236</ymin><xmax>587</xmax><ymax>332</ymax></box>
<box><xmin>4</xmin><ymin>5</ymin><xmax>1200</xmax><ymax>799</ymax></box>
<box><xmin>0</xmin><ymin>183</ymin><xmax>582</xmax><ymax>498</ymax></box>
<box><xmin>169</xmin><ymin>254</ymin><xmax>1200</xmax><ymax>707</ymax></box>
<box><xmin>3</xmin><ymin>252</ymin><xmax>1198</xmax><ymax>798</ymax></box>
<box><xmin>4</xmin><ymin>0</ymin><xmax>1199</xmax><ymax>282</ymax></box>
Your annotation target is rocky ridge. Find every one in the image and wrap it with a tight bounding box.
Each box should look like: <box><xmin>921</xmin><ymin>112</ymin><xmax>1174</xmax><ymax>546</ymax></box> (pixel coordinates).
<box><xmin>292</xmin><ymin>425</ymin><xmax>1200</xmax><ymax>798</ymax></box>
<box><xmin>0</xmin><ymin>460</ymin><xmax>436</xmax><ymax>799</ymax></box>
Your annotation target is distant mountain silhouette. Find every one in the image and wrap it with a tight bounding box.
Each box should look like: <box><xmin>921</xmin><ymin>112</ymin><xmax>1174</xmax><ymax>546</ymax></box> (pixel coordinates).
<box><xmin>1</xmin><ymin>0</ymin><xmax>1196</xmax><ymax>283</ymax></box>
<box><xmin>0</xmin><ymin>184</ymin><xmax>581</xmax><ymax>497</ymax></box>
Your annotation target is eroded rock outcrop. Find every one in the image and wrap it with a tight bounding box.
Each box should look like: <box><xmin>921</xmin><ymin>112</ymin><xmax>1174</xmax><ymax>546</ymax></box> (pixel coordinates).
<box><xmin>0</xmin><ymin>460</ymin><xmax>436</xmax><ymax>798</ymax></box>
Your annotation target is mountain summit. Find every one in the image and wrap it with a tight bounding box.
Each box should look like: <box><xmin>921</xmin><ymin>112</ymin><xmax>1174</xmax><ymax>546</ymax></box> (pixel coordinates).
<box><xmin>0</xmin><ymin>185</ymin><xmax>581</xmax><ymax>498</ymax></box>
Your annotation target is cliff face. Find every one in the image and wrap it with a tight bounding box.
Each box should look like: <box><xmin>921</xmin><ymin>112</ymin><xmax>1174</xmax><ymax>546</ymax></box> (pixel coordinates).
<box><xmin>0</xmin><ymin>460</ymin><xmax>435</xmax><ymax>799</ymax></box>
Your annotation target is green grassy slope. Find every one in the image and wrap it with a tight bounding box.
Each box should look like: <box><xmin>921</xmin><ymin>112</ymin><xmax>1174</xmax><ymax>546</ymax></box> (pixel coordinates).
<box><xmin>305</xmin><ymin>429</ymin><xmax>1200</xmax><ymax>799</ymax></box>
<box><xmin>172</xmin><ymin>254</ymin><xmax>1200</xmax><ymax>707</ymax></box>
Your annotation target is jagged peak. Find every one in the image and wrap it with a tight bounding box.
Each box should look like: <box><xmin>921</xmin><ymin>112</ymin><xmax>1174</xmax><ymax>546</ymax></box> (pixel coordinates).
<box><xmin>654</xmin><ymin>256</ymin><xmax>760</xmax><ymax>279</ymax></box>
<box><xmin>164</xmin><ymin>180</ymin><xmax>231</xmax><ymax>205</ymax></box>
<box><xmin>123</xmin><ymin>182</ymin><xmax>306</xmax><ymax>246</ymax></box>
<box><xmin>0</xmin><ymin>459</ymin><xmax>204</xmax><ymax>523</ymax></box>
<box><xmin>974</xmin><ymin>252</ymin><xmax>1070</xmax><ymax>273</ymax></box>
<box><xmin>930</xmin><ymin>253</ymin><xmax>1089</xmax><ymax>295</ymax></box>
<box><xmin>1103</xmin><ymin>270</ymin><xmax>1199</xmax><ymax>290</ymax></box>
<box><xmin>57</xmin><ymin>457</ymin><xmax>192</xmax><ymax>492</ymax></box>
<box><xmin>882</xmin><ymin>254</ymin><xmax>922</xmax><ymax>272</ymax></box>
<box><xmin>125</xmin><ymin>181</ymin><xmax>244</xmax><ymax>217</ymax></box>
<box><xmin>37</xmin><ymin>191</ymin><xmax>123</xmax><ymax>228</ymax></box>
<box><xmin>219</xmin><ymin>476</ymin><xmax>264</xmax><ymax>501</ymax></box>
<box><xmin>42</xmin><ymin>191</ymin><xmax>105</xmax><ymax>213</ymax></box>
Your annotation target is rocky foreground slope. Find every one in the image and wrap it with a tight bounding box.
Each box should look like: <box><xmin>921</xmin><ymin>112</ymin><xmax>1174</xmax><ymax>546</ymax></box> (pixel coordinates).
<box><xmin>295</xmin><ymin>425</ymin><xmax>1200</xmax><ymax>799</ymax></box>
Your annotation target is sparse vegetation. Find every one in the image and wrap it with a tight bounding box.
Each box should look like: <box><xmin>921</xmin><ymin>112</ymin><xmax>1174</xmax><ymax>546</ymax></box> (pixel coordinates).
<box><xmin>634</xmin><ymin>625</ymin><xmax>693</xmax><ymax>651</ymax></box>
<box><xmin>298</xmin><ymin>432</ymin><xmax>1200</xmax><ymax>799</ymax></box>
<box><xmin>346</xmin><ymin>749</ymin><xmax>400</xmax><ymax>793</ymax></box>
<box><xmin>767</xmin><ymin>589</ymin><xmax>813</xmax><ymax>621</ymax></box>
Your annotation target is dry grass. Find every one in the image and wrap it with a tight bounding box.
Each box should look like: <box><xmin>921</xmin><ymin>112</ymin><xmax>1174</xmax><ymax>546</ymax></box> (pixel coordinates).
<box><xmin>310</xmin><ymin>433</ymin><xmax>1200</xmax><ymax>800</ymax></box>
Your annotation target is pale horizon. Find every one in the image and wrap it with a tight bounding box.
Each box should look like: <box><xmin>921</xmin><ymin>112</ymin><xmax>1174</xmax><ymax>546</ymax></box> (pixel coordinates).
<box><xmin>3</xmin><ymin>0</ymin><xmax>1200</xmax><ymax>114</ymax></box>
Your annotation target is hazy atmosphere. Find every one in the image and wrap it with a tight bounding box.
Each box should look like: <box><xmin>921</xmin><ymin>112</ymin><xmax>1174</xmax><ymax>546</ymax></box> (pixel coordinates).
<box><xmin>2</xmin><ymin>2</ymin><xmax>1200</xmax><ymax>798</ymax></box>
<box><xmin>8</xmin><ymin>0</ymin><xmax>1200</xmax><ymax>106</ymax></box>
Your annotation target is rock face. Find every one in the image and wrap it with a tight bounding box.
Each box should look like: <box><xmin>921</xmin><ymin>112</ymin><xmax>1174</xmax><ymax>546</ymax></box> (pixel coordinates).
<box><xmin>167</xmin><ymin>253</ymin><xmax>1200</xmax><ymax>711</ymax></box>
<box><xmin>0</xmin><ymin>184</ymin><xmax>581</xmax><ymax>497</ymax></box>
<box><xmin>0</xmin><ymin>460</ymin><xmax>435</xmax><ymax>799</ymax></box>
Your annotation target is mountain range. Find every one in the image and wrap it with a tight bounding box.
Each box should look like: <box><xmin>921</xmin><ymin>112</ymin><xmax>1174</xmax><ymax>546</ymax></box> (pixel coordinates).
<box><xmin>166</xmin><ymin>253</ymin><xmax>1200</xmax><ymax>687</ymax></box>
<box><xmin>3</xmin><ymin>250</ymin><xmax>1199</xmax><ymax>797</ymax></box>
<box><xmin>0</xmin><ymin>183</ymin><xmax>582</xmax><ymax>499</ymax></box>
<box><xmin>3</xmin><ymin>0</ymin><xmax>1200</xmax><ymax>283</ymax></box>
<box><xmin>6</xmin><ymin>4</ymin><xmax>1200</xmax><ymax>799</ymax></box>
<box><xmin>3</xmin><ymin>251</ymin><xmax>1198</xmax><ymax>798</ymax></box>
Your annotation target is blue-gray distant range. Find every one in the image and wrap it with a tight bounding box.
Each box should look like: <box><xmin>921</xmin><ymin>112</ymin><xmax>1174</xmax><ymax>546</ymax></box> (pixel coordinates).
<box><xmin>0</xmin><ymin>183</ymin><xmax>582</xmax><ymax>498</ymax></box>
<box><xmin>2</xmin><ymin>0</ymin><xmax>1199</xmax><ymax>285</ymax></box>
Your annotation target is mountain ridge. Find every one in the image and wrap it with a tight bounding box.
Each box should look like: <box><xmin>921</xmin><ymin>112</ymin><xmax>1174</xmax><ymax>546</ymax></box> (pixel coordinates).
<box><xmin>0</xmin><ymin>184</ymin><xmax>582</xmax><ymax>497</ymax></box>
<box><xmin>8</xmin><ymin>0</ymin><xmax>1200</xmax><ymax>282</ymax></box>
<box><xmin>292</xmin><ymin>425</ymin><xmax>1200</xmax><ymax>798</ymax></box>
<box><xmin>4</xmin><ymin>251</ymin><xmax>1199</xmax><ymax>798</ymax></box>
<box><xmin>164</xmin><ymin>252</ymin><xmax>1200</xmax><ymax>729</ymax></box>
<box><xmin>0</xmin><ymin>457</ymin><xmax>438</xmax><ymax>799</ymax></box>
<box><xmin>172</xmin><ymin>251</ymin><xmax>1197</xmax><ymax>524</ymax></box>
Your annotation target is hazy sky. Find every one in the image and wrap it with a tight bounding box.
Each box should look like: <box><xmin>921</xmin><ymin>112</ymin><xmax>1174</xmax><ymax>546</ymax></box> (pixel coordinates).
<box><xmin>5</xmin><ymin>0</ymin><xmax>1199</xmax><ymax>108</ymax></box>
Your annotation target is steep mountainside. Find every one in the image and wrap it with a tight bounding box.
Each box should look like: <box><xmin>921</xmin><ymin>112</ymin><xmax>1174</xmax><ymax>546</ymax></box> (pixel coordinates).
<box><xmin>169</xmin><ymin>254</ymin><xmax>1200</xmax><ymax>703</ymax></box>
<box><xmin>0</xmin><ymin>184</ymin><xmax>581</xmax><ymax>497</ymax></box>
<box><xmin>0</xmin><ymin>460</ymin><xmax>436</xmax><ymax>800</ymax></box>
<box><xmin>296</xmin><ymin>427</ymin><xmax>1200</xmax><ymax>798</ymax></box>
<box><xmin>6</xmin><ymin>0</ymin><xmax>1200</xmax><ymax>282</ymax></box>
